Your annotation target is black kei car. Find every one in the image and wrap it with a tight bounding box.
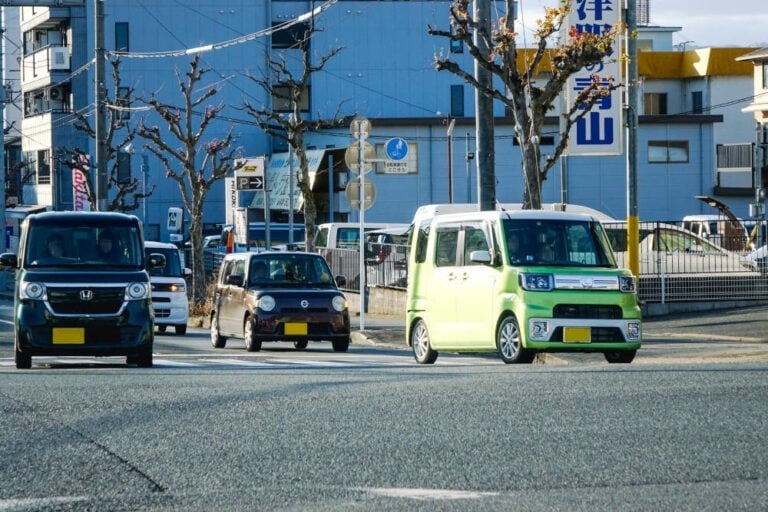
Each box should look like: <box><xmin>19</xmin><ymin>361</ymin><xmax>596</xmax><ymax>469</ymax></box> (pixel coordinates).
<box><xmin>210</xmin><ymin>251</ymin><xmax>351</xmax><ymax>352</ymax></box>
<box><xmin>0</xmin><ymin>211</ymin><xmax>164</xmax><ymax>369</ymax></box>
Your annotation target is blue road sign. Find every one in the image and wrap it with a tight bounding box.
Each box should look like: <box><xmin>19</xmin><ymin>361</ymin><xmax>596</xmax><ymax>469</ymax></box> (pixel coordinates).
<box><xmin>385</xmin><ymin>137</ymin><xmax>408</xmax><ymax>161</ymax></box>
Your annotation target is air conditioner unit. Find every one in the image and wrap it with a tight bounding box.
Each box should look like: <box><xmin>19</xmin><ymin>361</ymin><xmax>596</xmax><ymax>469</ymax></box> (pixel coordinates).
<box><xmin>48</xmin><ymin>87</ymin><xmax>61</xmax><ymax>101</ymax></box>
<box><xmin>49</xmin><ymin>47</ymin><xmax>70</xmax><ymax>71</ymax></box>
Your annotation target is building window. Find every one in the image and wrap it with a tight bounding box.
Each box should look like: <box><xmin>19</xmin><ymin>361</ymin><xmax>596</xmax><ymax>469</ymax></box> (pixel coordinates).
<box><xmin>716</xmin><ymin>143</ymin><xmax>753</xmax><ymax>168</ymax></box>
<box><xmin>115</xmin><ymin>22</ymin><xmax>129</xmax><ymax>53</ymax></box>
<box><xmin>272</xmin><ymin>83</ymin><xmax>310</xmax><ymax>112</ymax></box>
<box><xmin>691</xmin><ymin>91</ymin><xmax>703</xmax><ymax>114</ymax></box>
<box><xmin>116</xmin><ymin>86</ymin><xmax>131</xmax><ymax>121</ymax></box>
<box><xmin>643</xmin><ymin>93</ymin><xmax>667</xmax><ymax>115</ymax></box>
<box><xmin>271</xmin><ymin>21</ymin><xmax>309</xmax><ymax>50</ymax></box>
<box><xmin>648</xmin><ymin>141</ymin><xmax>689</xmax><ymax>163</ymax></box>
<box><xmin>37</xmin><ymin>150</ymin><xmax>50</xmax><ymax>184</ymax></box>
<box><xmin>117</xmin><ymin>152</ymin><xmax>131</xmax><ymax>185</ymax></box>
<box><xmin>450</xmin><ymin>85</ymin><xmax>464</xmax><ymax>117</ymax></box>
<box><xmin>763</xmin><ymin>61</ymin><xmax>768</xmax><ymax>90</ymax></box>
<box><xmin>450</xmin><ymin>38</ymin><xmax>463</xmax><ymax>54</ymax></box>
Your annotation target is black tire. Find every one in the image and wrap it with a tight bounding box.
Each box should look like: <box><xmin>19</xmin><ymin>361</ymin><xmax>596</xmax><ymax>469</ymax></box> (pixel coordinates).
<box><xmin>410</xmin><ymin>319</ymin><xmax>437</xmax><ymax>364</ymax></box>
<box><xmin>175</xmin><ymin>324</ymin><xmax>187</xmax><ymax>336</ymax></box>
<box><xmin>210</xmin><ymin>314</ymin><xmax>227</xmax><ymax>348</ymax></box>
<box><xmin>497</xmin><ymin>316</ymin><xmax>535</xmax><ymax>364</ymax></box>
<box><xmin>136</xmin><ymin>345</ymin><xmax>153</xmax><ymax>368</ymax></box>
<box><xmin>15</xmin><ymin>342</ymin><xmax>31</xmax><ymax>369</ymax></box>
<box><xmin>294</xmin><ymin>340</ymin><xmax>308</xmax><ymax>350</ymax></box>
<box><xmin>332</xmin><ymin>337</ymin><xmax>349</xmax><ymax>352</ymax></box>
<box><xmin>604</xmin><ymin>350</ymin><xmax>636</xmax><ymax>364</ymax></box>
<box><xmin>157</xmin><ymin>325</ymin><xmax>167</xmax><ymax>333</ymax></box>
<box><xmin>244</xmin><ymin>317</ymin><xmax>262</xmax><ymax>352</ymax></box>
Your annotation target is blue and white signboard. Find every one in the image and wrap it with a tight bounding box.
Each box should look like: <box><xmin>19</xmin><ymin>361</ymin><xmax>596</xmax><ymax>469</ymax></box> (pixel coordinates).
<box><xmin>565</xmin><ymin>0</ymin><xmax>623</xmax><ymax>156</ymax></box>
<box><xmin>385</xmin><ymin>138</ymin><xmax>408</xmax><ymax>161</ymax></box>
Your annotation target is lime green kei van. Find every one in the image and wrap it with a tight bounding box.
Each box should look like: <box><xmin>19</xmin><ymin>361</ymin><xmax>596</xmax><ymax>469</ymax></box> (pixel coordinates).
<box><xmin>406</xmin><ymin>210</ymin><xmax>642</xmax><ymax>364</ymax></box>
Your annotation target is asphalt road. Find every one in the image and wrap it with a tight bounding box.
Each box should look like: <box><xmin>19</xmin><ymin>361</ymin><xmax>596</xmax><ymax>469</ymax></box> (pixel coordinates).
<box><xmin>0</xmin><ymin>304</ymin><xmax>766</xmax><ymax>511</ymax></box>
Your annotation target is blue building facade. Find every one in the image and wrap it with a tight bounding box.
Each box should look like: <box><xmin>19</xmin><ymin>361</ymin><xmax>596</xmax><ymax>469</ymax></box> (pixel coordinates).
<box><xmin>14</xmin><ymin>1</ymin><xmax>759</xmax><ymax>244</ymax></box>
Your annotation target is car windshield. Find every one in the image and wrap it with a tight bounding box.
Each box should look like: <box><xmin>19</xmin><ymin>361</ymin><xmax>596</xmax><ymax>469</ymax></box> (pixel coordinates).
<box><xmin>26</xmin><ymin>221</ymin><xmax>143</xmax><ymax>268</ymax></box>
<box><xmin>145</xmin><ymin>247</ymin><xmax>182</xmax><ymax>277</ymax></box>
<box><xmin>501</xmin><ymin>218</ymin><xmax>616</xmax><ymax>267</ymax></box>
<box><xmin>249</xmin><ymin>254</ymin><xmax>336</xmax><ymax>288</ymax></box>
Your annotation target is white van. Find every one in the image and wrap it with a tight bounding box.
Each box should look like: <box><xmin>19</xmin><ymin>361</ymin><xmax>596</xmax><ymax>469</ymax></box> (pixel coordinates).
<box><xmin>314</xmin><ymin>222</ymin><xmax>409</xmax><ymax>250</ymax></box>
<box><xmin>681</xmin><ymin>215</ymin><xmax>749</xmax><ymax>251</ymax></box>
<box><xmin>145</xmin><ymin>241</ymin><xmax>190</xmax><ymax>335</ymax></box>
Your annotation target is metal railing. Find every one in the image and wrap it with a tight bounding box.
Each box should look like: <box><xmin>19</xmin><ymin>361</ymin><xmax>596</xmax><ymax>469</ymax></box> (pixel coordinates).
<box><xmin>203</xmin><ymin>220</ymin><xmax>768</xmax><ymax>304</ymax></box>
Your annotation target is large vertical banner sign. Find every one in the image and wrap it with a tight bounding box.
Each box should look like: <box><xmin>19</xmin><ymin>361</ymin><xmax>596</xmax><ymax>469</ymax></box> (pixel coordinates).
<box><xmin>566</xmin><ymin>0</ymin><xmax>623</xmax><ymax>156</ymax></box>
<box><xmin>72</xmin><ymin>155</ymin><xmax>91</xmax><ymax>211</ymax></box>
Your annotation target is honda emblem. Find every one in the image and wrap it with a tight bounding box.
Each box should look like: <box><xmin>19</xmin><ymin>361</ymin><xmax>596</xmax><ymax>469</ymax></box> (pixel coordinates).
<box><xmin>80</xmin><ymin>289</ymin><xmax>93</xmax><ymax>301</ymax></box>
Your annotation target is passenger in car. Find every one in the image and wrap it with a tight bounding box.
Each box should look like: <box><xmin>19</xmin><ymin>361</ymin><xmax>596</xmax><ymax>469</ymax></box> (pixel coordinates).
<box><xmin>250</xmin><ymin>261</ymin><xmax>269</xmax><ymax>285</ymax></box>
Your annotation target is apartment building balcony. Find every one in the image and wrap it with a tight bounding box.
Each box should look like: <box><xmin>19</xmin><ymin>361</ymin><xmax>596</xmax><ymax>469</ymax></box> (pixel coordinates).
<box><xmin>22</xmin><ymin>45</ymin><xmax>71</xmax><ymax>90</ymax></box>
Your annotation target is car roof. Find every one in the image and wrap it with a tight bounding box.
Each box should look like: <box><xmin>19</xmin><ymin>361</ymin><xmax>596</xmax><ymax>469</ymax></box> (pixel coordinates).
<box><xmin>145</xmin><ymin>241</ymin><xmax>178</xmax><ymax>249</ymax></box>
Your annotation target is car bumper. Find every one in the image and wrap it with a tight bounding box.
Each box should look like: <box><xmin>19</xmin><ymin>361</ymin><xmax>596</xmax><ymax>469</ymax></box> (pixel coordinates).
<box><xmin>525</xmin><ymin>317</ymin><xmax>642</xmax><ymax>352</ymax></box>
<box><xmin>251</xmin><ymin>311</ymin><xmax>351</xmax><ymax>342</ymax></box>
<box><xmin>15</xmin><ymin>299</ymin><xmax>153</xmax><ymax>356</ymax></box>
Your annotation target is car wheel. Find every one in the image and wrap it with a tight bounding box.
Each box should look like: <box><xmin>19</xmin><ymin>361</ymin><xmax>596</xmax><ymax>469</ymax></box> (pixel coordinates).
<box><xmin>175</xmin><ymin>324</ymin><xmax>187</xmax><ymax>336</ymax></box>
<box><xmin>604</xmin><ymin>350</ymin><xmax>636</xmax><ymax>364</ymax></box>
<box><xmin>210</xmin><ymin>314</ymin><xmax>227</xmax><ymax>348</ymax></box>
<box><xmin>15</xmin><ymin>342</ymin><xmax>31</xmax><ymax>369</ymax></box>
<box><xmin>294</xmin><ymin>340</ymin><xmax>308</xmax><ymax>350</ymax></box>
<box><xmin>136</xmin><ymin>345</ymin><xmax>153</xmax><ymax>368</ymax></box>
<box><xmin>497</xmin><ymin>316</ymin><xmax>535</xmax><ymax>364</ymax></box>
<box><xmin>244</xmin><ymin>317</ymin><xmax>261</xmax><ymax>352</ymax></box>
<box><xmin>157</xmin><ymin>325</ymin><xmax>167</xmax><ymax>333</ymax></box>
<box><xmin>411</xmin><ymin>319</ymin><xmax>437</xmax><ymax>364</ymax></box>
<box><xmin>332</xmin><ymin>337</ymin><xmax>349</xmax><ymax>352</ymax></box>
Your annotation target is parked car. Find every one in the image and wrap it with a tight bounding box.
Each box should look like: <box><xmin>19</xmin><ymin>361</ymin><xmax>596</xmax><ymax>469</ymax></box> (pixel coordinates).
<box><xmin>210</xmin><ymin>251</ymin><xmax>351</xmax><ymax>352</ymax></box>
<box><xmin>365</xmin><ymin>226</ymin><xmax>410</xmax><ymax>287</ymax></box>
<box><xmin>603</xmin><ymin>221</ymin><xmax>757</xmax><ymax>274</ymax></box>
<box><xmin>746</xmin><ymin>244</ymin><xmax>767</xmax><ymax>273</ymax></box>
<box><xmin>145</xmin><ymin>241</ymin><xmax>190</xmax><ymax>335</ymax></box>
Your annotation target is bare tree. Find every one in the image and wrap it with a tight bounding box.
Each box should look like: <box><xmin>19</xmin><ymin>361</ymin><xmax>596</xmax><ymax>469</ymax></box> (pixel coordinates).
<box><xmin>136</xmin><ymin>55</ymin><xmax>244</xmax><ymax>305</ymax></box>
<box><xmin>59</xmin><ymin>58</ymin><xmax>154</xmax><ymax>211</ymax></box>
<box><xmin>242</xmin><ymin>24</ymin><xmax>347</xmax><ymax>253</ymax></box>
<box><xmin>430</xmin><ymin>0</ymin><xmax>624</xmax><ymax>209</ymax></box>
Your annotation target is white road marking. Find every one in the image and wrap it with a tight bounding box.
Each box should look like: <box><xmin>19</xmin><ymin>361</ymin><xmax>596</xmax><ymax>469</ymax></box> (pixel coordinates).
<box><xmin>364</xmin><ymin>487</ymin><xmax>499</xmax><ymax>500</ymax></box>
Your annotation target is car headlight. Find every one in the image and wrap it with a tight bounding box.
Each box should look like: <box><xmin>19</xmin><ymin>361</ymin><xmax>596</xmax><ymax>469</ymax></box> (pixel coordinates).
<box><xmin>519</xmin><ymin>273</ymin><xmax>553</xmax><ymax>291</ymax></box>
<box><xmin>332</xmin><ymin>295</ymin><xmax>347</xmax><ymax>312</ymax></box>
<box><xmin>169</xmin><ymin>283</ymin><xmax>186</xmax><ymax>293</ymax></box>
<box><xmin>619</xmin><ymin>275</ymin><xmax>636</xmax><ymax>293</ymax></box>
<box><xmin>125</xmin><ymin>282</ymin><xmax>150</xmax><ymax>300</ymax></box>
<box><xmin>258</xmin><ymin>295</ymin><xmax>276</xmax><ymax>312</ymax></box>
<box><xmin>20</xmin><ymin>281</ymin><xmax>46</xmax><ymax>300</ymax></box>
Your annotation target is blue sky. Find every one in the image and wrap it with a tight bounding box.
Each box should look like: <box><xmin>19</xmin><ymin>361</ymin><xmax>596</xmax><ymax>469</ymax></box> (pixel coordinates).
<box><xmin>518</xmin><ymin>0</ymin><xmax>768</xmax><ymax>49</ymax></box>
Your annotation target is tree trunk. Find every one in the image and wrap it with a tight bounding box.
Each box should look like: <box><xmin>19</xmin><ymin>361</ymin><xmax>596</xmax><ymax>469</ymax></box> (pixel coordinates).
<box><xmin>188</xmin><ymin>205</ymin><xmax>206</xmax><ymax>306</ymax></box>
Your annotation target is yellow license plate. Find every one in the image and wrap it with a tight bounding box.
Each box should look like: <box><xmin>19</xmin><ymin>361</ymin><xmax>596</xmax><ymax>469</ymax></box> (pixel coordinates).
<box><xmin>52</xmin><ymin>327</ymin><xmax>85</xmax><ymax>345</ymax></box>
<box><xmin>284</xmin><ymin>323</ymin><xmax>308</xmax><ymax>335</ymax></box>
<box><xmin>563</xmin><ymin>327</ymin><xmax>591</xmax><ymax>343</ymax></box>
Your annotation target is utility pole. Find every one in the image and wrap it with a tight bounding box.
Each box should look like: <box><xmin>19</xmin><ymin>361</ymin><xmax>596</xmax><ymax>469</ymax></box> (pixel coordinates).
<box><xmin>94</xmin><ymin>0</ymin><xmax>107</xmax><ymax>211</ymax></box>
<box><xmin>474</xmin><ymin>0</ymin><xmax>495</xmax><ymax>210</ymax></box>
<box><xmin>446</xmin><ymin>116</ymin><xmax>455</xmax><ymax>203</ymax></box>
<box><xmin>625</xmin><ymin>0</ymin><xmax>639</xmax><ymax>277</ymax></box>
<box><xmin>0</xmin><ymin>24</ymin><xmax>6</xmax><ymax>253</ymax></box>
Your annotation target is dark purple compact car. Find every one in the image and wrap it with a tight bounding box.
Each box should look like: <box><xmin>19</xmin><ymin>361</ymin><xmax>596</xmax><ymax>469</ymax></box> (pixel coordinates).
<box><xmin>210</xmin><ymin>251</ymin><xmax>351</xmax><ymax>352</ymax></box>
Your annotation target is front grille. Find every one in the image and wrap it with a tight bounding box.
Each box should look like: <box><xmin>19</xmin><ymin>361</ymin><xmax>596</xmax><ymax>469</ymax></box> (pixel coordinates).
<box><xmin>282</xmin><ymin>322</ymin><xmax>333</xmax><ymax>335</ymax></box>
<box><xmin>154</xmin><ymin>309</ymin><xmax>171</xmax><ymax>318</ymax></box>
<box><xmin>152</xmin><ymin>297</ymin><xmax>171</xmax><ymax>303</ymax></box>
<box><xmin>281</xmin><ymin>307</ymin><xmax>328</xmax><ymax>314</ymax></box>
<box><xmin>551</xmin><ymin>327</ymin><xmax>626</xmax><ymax>342</ymax></box>
<box><xmin>553</xmin><ymin>304</ymin><xmax>622</xmax><ymax>319</ymax></box>
<box><xmin>47</xmin><ymin>286</ymin><xmax>125</xmax><ymax>315</ymax></box>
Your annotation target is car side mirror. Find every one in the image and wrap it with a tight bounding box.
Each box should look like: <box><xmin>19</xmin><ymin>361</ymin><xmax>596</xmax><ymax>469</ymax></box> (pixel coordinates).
<box><xmin>335</xmin><ymin>275</ymin><xmax>346</xmax><ymax>287</ymax></box>
<box><xmin>0</xmin><ymin>252</ymin><xmax>18</xmax><ymax>269</ymax></box>
<box><xmin>147</xmin><ymin>253</ymin><xmax>166</xmax><ymax>269</ymax></box>
<box><xmin>470</xmin><ymin>250</ymin><xmax>492</xmax><ymax>265</ymax></box>
<box><xmin>184</xmin><ymin>267</ymin><xmax>192</xmax><ymax>277</ymax></box>
<box><xmin>227</xmin><ymin>274</ymin><xmax>244</xmax><ymax>287</ymax></box>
